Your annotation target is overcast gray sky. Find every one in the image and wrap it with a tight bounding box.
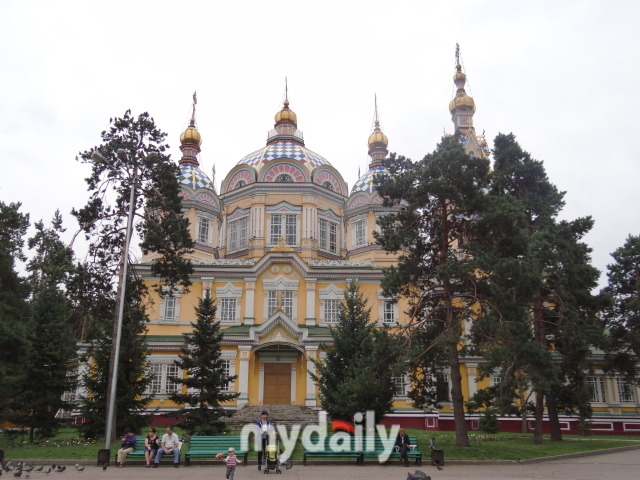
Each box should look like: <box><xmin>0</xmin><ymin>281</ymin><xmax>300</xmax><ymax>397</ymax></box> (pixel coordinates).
<box><xmin>1</xmin><ymin>0</ymin><xmax>638</xmax><ymax>289</ymax></box>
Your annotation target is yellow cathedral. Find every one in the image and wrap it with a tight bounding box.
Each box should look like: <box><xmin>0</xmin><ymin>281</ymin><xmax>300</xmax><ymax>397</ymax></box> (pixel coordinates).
<box><xmin>132</xmin><ymin>53</ymin><xmax>639</xmax><ymax>433</ymax></box>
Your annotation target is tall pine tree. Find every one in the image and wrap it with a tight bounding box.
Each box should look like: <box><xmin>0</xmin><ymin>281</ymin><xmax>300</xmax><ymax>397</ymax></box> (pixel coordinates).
<box><xmin>72</xmin><ymin>111</ymin><xmax>194</xmax><ymax>441</ymax></box>
<box><xmin>169</xmin><ymin>293</ymin><xmax>239</xmax><ymax>434</ymax></box>
<box><xmin>0</xmin><ymin>201</ymin><xmax>30</xmax><ymax>425</ymax></box>
<box><xmin>375</xmin><ymin>136</ymin><xmax>491</xmax><ymax>447</ymax></box>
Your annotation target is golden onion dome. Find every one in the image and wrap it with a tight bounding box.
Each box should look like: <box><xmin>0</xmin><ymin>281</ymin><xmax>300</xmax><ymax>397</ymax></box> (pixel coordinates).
<box><xmin>449</xmin><ymin>93</ymin><xmax>476</xmax><ymax>113</ymax></box>
<box><xmin>180</xmin><ymin>120</ymin><xmax>202</xmax><ymax>147</ymax></box>
<box><xmin>368</xmin><ymin>121</ymin><xmax>388</xmax><ymax>149</ymax></box>
<box><xmin>275</xmin><ymin>99</ymin><xmax>297</xmax><ymax>125</ymax></box>
<box><xmin>453</xmin><ymin>63</ymin><xmax>467</xmax><ymax>83</ymax></box>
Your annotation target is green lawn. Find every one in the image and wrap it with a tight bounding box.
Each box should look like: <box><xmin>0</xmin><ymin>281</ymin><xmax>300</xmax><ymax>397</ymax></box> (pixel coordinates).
<box><xmin>1</xmin><ymin>427</ymin><xmax>639</xmax><ymax>462</ymax></box>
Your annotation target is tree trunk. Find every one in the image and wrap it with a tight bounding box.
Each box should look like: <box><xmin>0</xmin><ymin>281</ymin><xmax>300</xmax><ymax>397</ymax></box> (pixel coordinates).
<box><xmin>546</xmin><ymin>393</ymin><xmax>563</xmax><ymax>441</ymax></box>
<box><xmin>534</xmin><ymin>391</ymin><xmax>544</xmax><ymax>444</ymax></box>
<box><xmin>449</xmin><ymin>340</ymin><xmax>469</xmax><ymax>447</ymax></box>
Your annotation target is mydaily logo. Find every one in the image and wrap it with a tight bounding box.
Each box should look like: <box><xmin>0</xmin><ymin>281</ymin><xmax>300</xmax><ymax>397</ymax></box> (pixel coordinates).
<box><xmin>240</xmin><ymin>411</ymin><xmax>400</xmax><ymax>463</ymax></box>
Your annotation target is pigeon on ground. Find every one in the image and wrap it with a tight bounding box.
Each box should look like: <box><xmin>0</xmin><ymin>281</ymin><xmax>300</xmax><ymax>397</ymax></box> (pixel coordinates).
<box><xmin>101</xmin><ymin>463</ymin><xmax>107</xmax><ymax>472</ymax></box>
<box><xmin>55</xmin><ymin>466</ymin><xmax>66</xmax><ymax>473</ymax></box>
<box><xmin>407</xmin><ymin>470</ymin><xmax>431</xmax><ymax>480</ymax></box>
<box><xmin>23</xmin><ymin>467</ymin><xmax>33</xmax><ymax>473</ymax></box>
<box><xmin>43</xmin><ymin>468</ymin><xmax>51</xmax><ymax>476</ymax></box>
<box><xmin>12</xmin><ymin>471</ymin><xmax>22</xmax><ymax>478</ymax></box>
<box><xmin>34</xmin><ymin>467</ymin><xmax>43</xmax><ymax>473</ymax></box>
<box><xmin>73</xmin><ymin>466</ymin><xmax>84</xmax><ymax>472</ymax></box>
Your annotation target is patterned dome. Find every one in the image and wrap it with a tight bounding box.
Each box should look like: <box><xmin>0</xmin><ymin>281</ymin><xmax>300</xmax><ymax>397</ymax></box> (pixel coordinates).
<box><xmin>351</xmin><ymin>165</ymin><xmax>388</xmax><ymax>195</ymax></box>
<box><xmin>177</xmin><ymin>163</ymin><xmax>220</xmax><ymax>212</ymax></box>
<box><xmin>237</xmin><ymin>139</ymin><xmax>331</xmax><ymax>176</ymax></box>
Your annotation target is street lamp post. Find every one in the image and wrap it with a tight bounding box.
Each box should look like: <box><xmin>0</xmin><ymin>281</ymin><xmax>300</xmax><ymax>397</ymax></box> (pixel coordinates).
<box><xmin>92</xmin><ymin>149</ymin><xmax>155</xmax><ymax>464</ymax></box>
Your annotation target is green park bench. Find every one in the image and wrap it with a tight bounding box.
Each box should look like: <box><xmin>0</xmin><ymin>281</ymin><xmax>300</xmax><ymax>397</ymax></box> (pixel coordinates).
<box><xmin>302</xmin><ymin>434</ymin><xmax>364</xmax><ymax>465</ymax></box>
<box><xmin>114</xmin><ymin>435</ymin><xmax>183</xmax><ymax>464</ymax></box>
<box><xmin>184</xmin><ymin>436</ymin><xmax>248</xmax><ymax>466</ymax></box>
<box><xmin>359</xmin><ymin>435</ymin><xmax>422</xmax><ymax>465</ymax></box>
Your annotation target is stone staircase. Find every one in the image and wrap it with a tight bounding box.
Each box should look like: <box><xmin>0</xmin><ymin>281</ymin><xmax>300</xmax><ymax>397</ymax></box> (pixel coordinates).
<box><xmin>228</xmin><ymin>404</ymin><xmax>322</xmax><ymax>429</ymax></box>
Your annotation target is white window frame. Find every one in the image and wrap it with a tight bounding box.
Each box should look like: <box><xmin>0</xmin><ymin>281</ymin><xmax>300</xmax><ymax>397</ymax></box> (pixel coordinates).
<box><xmin>490</xmin><ymin>371</ymin><xmax>502</xmax><ymax>388</ymax></box>
<box><xmin>263</xmin><ymin>276</ymin><xmax>299</xmax><ymax>321</ymax></box>
<box><xmin>377</xmin><ymin>290</ymin><xmax>398</xmax><ymax>326</ymax></box>
<box><xmin>587</xmin><ymin>376</ymin><xmax>607</xmax><ymax>403</ymax></box>
<box><xmin>352</xmin><ymin>215</ymin><xmax>367</xmax><ymax>248</ymax></box>
<box><xmin>146</xmin><ymin>357</ymin><xmax>181</xmax><ymax>396</ymax></box>
<box><xmin>617</xmin><ymin>378</ymin><xmax>637</xmax><ymax>404</ymax></box>
<box><xmin>267</xmin><ymin>203</ymin><xmax>300</xmax><ymax>247</ymax></box>
<box><xmin>229</xmin><ymin>216</ymin><xmax>249</xmax><ymax>252</ymax></box>
<box><xmin>197</xmin><ymin>216</ymin><xmax>211</xmax><ymax>244</ymax></box>
<box><xmin>318</xmin><ymin>211</ymin><xmax>340</xmax><ymax>254</ymax></box>
<box><xmin>216</xmin><ymin>283</ymin><xmax>242</xmax><ymax>324</ymax></box>
<box><xmin>318</xmin><ymin>284</ymin><xmax>344</xmax><ymax>325</ymax></box>
<box><xmin>160</xmin><ymin>287</ymin><xmax>183</xmax><ymax>323</ymax></box>
<box><xmin>393</xmin><ymin>373</ymin><xmax>410</xmax><ymax>397</ymax></box>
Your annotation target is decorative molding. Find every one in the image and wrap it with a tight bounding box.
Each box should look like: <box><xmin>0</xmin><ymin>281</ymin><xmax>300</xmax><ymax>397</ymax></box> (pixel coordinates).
<box><xmin>191</xmin><ymin>258</ymin><xmax>256</xmax><ymax>266</ymax></box>
<box><xmin>307</xmin><ymin>260</ymin><xmax>374</xmax><ymax>268</ymax></box>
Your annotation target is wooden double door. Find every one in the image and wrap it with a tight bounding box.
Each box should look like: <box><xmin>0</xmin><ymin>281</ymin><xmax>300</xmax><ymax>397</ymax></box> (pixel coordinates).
<box><xmin>263</xmin><ymin>363</ymin><xmax>291</xmax><ymax>404</ymax></box>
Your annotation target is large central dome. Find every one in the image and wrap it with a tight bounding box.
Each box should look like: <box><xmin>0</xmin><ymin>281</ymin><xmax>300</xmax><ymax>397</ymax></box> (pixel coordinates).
<box><xmin>221</xmin><ymin>99</ymin><xmax>346</xmax><ymax>195</ymax></box>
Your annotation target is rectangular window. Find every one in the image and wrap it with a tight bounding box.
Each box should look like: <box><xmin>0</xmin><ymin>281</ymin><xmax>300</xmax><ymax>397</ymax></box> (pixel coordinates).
<box><xmin>270</xmin><ymin>214</ymin><xmax>297</xmax><ymax>245</ymax></box>
<box><xmin>354</xmin><ymin>218</ymin><xmax>366</xmax><ymax>247</ymax></box>
<box><xmin>229</xmin><ymin>217</ymin><xmax>248</xmax><ymax>252</ymax></box>
<box><xmin>268</xmin><ymin>291</ymin><xmax>293</xmax><ymax>317</ymax></box>
<box><xmin>197</xmin><ymin>217</ymin><xmax>210</xmax><ymax>244</ymax></box>
<box><xmin>587</xmin><ymin>376</ymin><xmax>606</xmax><ymax>403</ymax></box>
<box><xmin>436</xmin><ymin>374</ymin><xmax>451</xmax><ymax>402</ymax></box>
<box><xmin>490</xmin><ymin>372</ymin><xmax>502</xmax><ymax>388</ymax></box>
<box><xmin>221</xmin><ymin>360</ymin><xmax>231</xmax><ymax>392</ymax></box>
<box><xmin>163</xmin><ymin>297</ymin><xmax>177</xmax><ymax>321</ymax></box>
<box><xmin>319</xmin><ymin>219</ymin><xmax>338</xmax><ymax>254</ymax></box>
<box><xmin>324</xmin><ymin>299</ymin><xmax>341</xmax><ymax>323</ymax></box>
<box><xmin>617</xmin><ymin>379</ymin><xmax>636</xmax><ymax>403</ymax></box>
<box><xmin>219</xmin><ymin>298</ymin><xmax>237</xmax><ymax>323</ymax></box>
<box><xmin>382</xmin><ymin>301</ymin><xmax>395</xmax><ymax>324</ymax></box>
<box><xmin>393</xmin><ymin>374</ymin><xmax>409</xmax><ymax>397</ymax></box>
<box><xmin>147</xmin><ymin>363</ymin><xmax>179</xmax><ymax>395</ymax></box>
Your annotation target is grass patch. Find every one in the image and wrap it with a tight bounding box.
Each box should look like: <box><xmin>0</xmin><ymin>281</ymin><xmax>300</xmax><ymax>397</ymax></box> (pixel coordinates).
<box><xmin>1</xmin><ymin>427</ymin><xmax>639</xmax><ymax>462</ymax></box>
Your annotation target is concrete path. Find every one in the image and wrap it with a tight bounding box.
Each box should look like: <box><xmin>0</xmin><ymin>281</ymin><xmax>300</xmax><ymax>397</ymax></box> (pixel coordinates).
<box><xmin>20</xmin><ymin>447</ymin><xmax>638</xmax><ymax>480</ymax></box>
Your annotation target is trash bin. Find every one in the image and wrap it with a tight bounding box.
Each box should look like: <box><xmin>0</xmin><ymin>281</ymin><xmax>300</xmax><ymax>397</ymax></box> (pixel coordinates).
<box><xmin>97</xmin><ymin>449</ymin><xmax>110</xmax><ymax>466</ymax></box>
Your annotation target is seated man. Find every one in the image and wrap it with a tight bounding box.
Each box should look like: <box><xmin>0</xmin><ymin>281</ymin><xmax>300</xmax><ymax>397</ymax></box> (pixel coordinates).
<box><xmin>395</xmin><ymin>427</ymin><xmax>410</xmax><ymax>467</ymax></box>
<box><xmin>153</xmin><ymin>427</ymin><xmax>180</xmax><ymax>468</ymax></box>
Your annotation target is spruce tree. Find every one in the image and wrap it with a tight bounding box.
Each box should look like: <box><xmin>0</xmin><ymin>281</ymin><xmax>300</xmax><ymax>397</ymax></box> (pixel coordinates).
<box><xmin>0</xmin><ymin>201</ymin><xmax>30</xmax><ymax>425</ymax></box>
<box><xmin>169</xmin><ymin>293</ymin><xmax>239</xmax><ymax>434</ymax></box>
<box><xmin>375</xmin><ymin>136</ymin><xmax>491</xmax><ymax>447</ymax></box>
<box><xmin>602</xmin><ymin>234</ymin><xmax>640</xmax><ymax>380</ymax></box>
<box><xmin>12</xmin><ymin>212</ymin><xmax>79</xmax><ymax>441</ymax></box>
<box><xmin>311</xmin><ymin>281</ymin><xmax>403</xmax><ymax>424</ymax></box>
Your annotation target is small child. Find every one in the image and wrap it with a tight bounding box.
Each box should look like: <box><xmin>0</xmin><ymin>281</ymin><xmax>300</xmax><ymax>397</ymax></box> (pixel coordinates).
<box><xmin>215</xmin><ymin>447</ymin><xmax>241</xmax><ymax>480</ymax></box>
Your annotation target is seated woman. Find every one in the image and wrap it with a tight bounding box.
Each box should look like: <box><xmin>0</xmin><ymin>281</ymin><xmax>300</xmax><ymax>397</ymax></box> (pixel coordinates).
<box><xmin>116</xmin><ymin>427</ymin><xmax>136</xmax><ymax>467</ymax></box>
<box><xmin>144</xmin><ymin>428</ymin><xmax>160</xmax><ymax>468</ymax></box>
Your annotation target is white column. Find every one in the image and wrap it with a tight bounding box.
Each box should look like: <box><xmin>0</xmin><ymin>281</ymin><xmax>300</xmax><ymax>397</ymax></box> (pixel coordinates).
<box><xmin>466</xmin><ymin>363</ymin><xmax>478</xmax><ymax>399</ymax></box>
<box><xmin>258</xmin><ymin>363</ymin><xmax>265</xmax><ymax>404</ymax></box>
<box><xmin>291</xmin><ymin>364</ymin><xmax>297</xmax><ymax>404</ymax></box>
<box><xmin>244</xmin><ymin>278</ymin><xmax>255</xmax><ymax>324</ymax></box>
<box><xmin>305</xmin><ymin>346</ymin><xmax>318</xmax><ymax>407</ymax></box>
<box><xmin>237</xmin><ymin>345</ymin><xmax>251</xmax><ymax>407</ymax></box>
<box><xmin>306</xmin><ymin>279</ymin><xmax>316</xmax><ymax>325</ymax></box>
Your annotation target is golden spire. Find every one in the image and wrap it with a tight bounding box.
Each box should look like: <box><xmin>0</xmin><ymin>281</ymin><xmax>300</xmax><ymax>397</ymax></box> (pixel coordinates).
<box><xmin>180</xmin><ymin>91</ymin><xmax>202</xmax><ymax>147</ymax></box>
<box><xmin>275</xmin><ymin>78</ymin><xmax>298</xmax><ymax>125</ymax></box>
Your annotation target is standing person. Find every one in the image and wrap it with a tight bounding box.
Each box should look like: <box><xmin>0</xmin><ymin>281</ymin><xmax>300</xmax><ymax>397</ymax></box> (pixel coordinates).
<box><xmin>153</xmin><ymin>426</ymin><xmax>181</xmax><ymax>468</ymax></box>
<box><xmin>116</xmin><ymin>427</ymin><xmax>136</xmax><ymax>467</ymax></box>
<box><xmin>256</xmin><ymin>410</ymin><xmax>275</xmax><ymax>471</ymax></box>
<box><xmin>215</xmin><ymin>447</ymin><xmax>242</xmax><ymax>480</ymax></box>
<box><xmin>144</xmin><ymin>428</ymin><xmax>160</xmax><ymax>468</ymax></box>
<box><xmin>395</xmin><ymin>427</ymin><xmax>410</xmax><ymax>467</ymax></box>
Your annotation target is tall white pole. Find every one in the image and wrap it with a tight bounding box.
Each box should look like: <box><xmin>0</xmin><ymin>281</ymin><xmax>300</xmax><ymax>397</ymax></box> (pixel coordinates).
<box><xmin>104</xmin><ymin>161</ymin><xmax>137</xmax><ymax>450</ymax></box>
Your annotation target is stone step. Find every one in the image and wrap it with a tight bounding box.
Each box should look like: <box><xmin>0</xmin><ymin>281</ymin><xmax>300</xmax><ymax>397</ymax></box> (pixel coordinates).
<box><xmin>228</xmin><ymin>405</ymin><xmax>322</xmax><ymax>429</ymax></box>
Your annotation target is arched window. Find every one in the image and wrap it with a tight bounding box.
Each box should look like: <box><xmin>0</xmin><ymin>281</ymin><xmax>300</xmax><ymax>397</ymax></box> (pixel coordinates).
<box><xmin>275</xmin><ymin>173</ymin><xmax>293</xmax><ymax>183</ymax></box>
<box><xmin>234</xmin><ymin>180</ymin><xmax>246</xmax><ymax>189</ymax></box>
<box><xmin>322</xmin><ymin>181</ymin><xmax>334</xmax><ymax>191</ymax></box>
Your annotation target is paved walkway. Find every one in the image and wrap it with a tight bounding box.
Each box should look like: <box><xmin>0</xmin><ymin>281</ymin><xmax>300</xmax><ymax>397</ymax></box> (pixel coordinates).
<box><xmin>15</xmin><ymin>447</ymin><xmax>638</xmax><ymax>480</ymax></box>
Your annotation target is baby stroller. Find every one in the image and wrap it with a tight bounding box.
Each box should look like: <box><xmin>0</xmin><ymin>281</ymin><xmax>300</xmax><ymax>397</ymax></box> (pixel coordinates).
<box><xmin>263</xmin><ymin>444</ymin><xmax>292</xmax><ymax>474</ymax></box>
